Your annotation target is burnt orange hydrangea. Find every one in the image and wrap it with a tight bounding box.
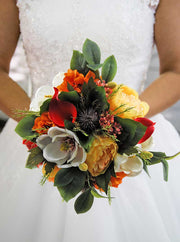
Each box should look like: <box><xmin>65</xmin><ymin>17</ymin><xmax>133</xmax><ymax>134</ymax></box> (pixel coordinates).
<box><xmin>110</xmin><ymin>172</ymin><xmax>127</xmax><ymax>188</ymax></box>
<box><xmin>57</xmin><ymin>69</ymin><xmax>97</xmax><ymax>92</ymax></box>
<box><xmin>32</xmin><ymin>112</ymin><xmax>54</xmax><ymax>134</ymax></box>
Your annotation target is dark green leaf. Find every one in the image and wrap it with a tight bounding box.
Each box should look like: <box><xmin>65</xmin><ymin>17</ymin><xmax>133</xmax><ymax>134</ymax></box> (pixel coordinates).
<box><xmin>83</xmin><ymin>39</ymin><xmax>101</xmax><ymax>65</ymax></box>
<box><xmin>25</xmin><ymin>147</ymin><xmax>44</xmax><ymax>169</ymax></box>
<box><xmin>44</xmin><ymin>162</ymin><xmax>56</xmax><ymax>174</ymax></box>
<box><xmin>123</xmin><ymin>147</ymin><xmax>138</xmax><ymax>156</ymax></box>
<box><xmin>70</xmin><ymin>50</ymin><xmax>88</xmax><ymax>75</ymax></box>
<box><xmin>142</xmin><ymin>159</ymin><xmax>151</xmax><ymax>177</ymax></box>
<box><xmin>74</xmin><ymin>189</ymin><xmax>94</xmax><ymax>214</ymax></box>
<box><xmin>95</xmin><ymin>163</ymin><xmax>114</xmax><ymax>194</ymax></box>
<box><xmin>78</xmin><ymin>134</ymin><xmax>94</xmax><ymax>152</ymax></box>
<box><xmin>15</xmin><ymin>115</ymin><xmax>38</xmax><ymax>140</ymax></box>
<box><xmin>102</xmin><ymin>55</ymin><xmax>117</xmax><ymax>82</ymax></box>
<box><xmin>161</xmin><ymin>159</ymin><xmax>169</xmax><ymax>182</ymax></box>
<box><xmin>58</xmin><ymin>91</ymin><xmax>80</xmax><ymax>106</ymax></box>
<box><xmin>55</xmin><ymin>168</ymin><xmax>87</xmax><ymax>202</ymax></box>
<box><xmin>54</xmin><ymin>168</ymin><xmax>77</xmax><ymax>187</ymax></box>
<box><xmin>40</xmin><ymin>99</ymin><xmax>51</xmax><ymax>115</ymax></box>
<box><xmin>57</xmin><ymin>172</ymin><xmax>86</xmax><ymax>202</ymax></box>
<box><xmin>87</xmin><ymin>63</ymin><xmax>103</xmax><ymax>71</ymax></box>
<box><xmin>64</xmin><ymin>120</ymin><xmax>75</xmax><ymax>130</ymax></box>
<box><xmin>115</xmin><ymin>117</ymin><xmax>146</xmax><ymax>152</ymax></box>
<box><xmin>91</xmin><ymin>188</ymin><xmax>108</xmax><ymax>198</ymax></box>
<box><xmin>67</xmin><ymin>82</ymin><xmax>74</xmax><ymax>92</ymax></box>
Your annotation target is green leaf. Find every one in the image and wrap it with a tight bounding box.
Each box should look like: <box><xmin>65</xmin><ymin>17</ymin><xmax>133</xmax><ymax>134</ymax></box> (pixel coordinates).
<box><xmin>58</xmin><ymin>91</ymin><xmax>80</xmax><ymax>106</ymax></box>
<box><xmin>25</xmin><ymin>147</ymin><xmax>44</xmax><ymax>169</ymax></box>
<box><xmin>55</xmin><ymin>168</ymin><xmax>87</xmax><ymax>202</ymax></box>
<box><xmin>91</xmin><ymin>188</ymin><xmax>108</xmax><ymax>198</ymax></box>
<box><xmin>44</xmin><ymin>162</ymin><xmax>56</xmax><ymax>174</ymax></box>
<box><xmin>123</xmin><ymin>147</ymin><xmax>138</xmax><ymax>156</ymax></box>
<box><xmin>78</xmin><ymin>134</ymin><xmax>94</xmax><ymax>152</ymax></box>
<box><xmin>40</xmin><ymin>99</ymin><xmax>51</xmax><ymax>115</ymax></box>
<box><xmin>15</xmin><ymin>115</ymin><xmax>38</xmax><ymax>140</ymax></box>
<box><xmin>74</xmin><ymin>189</ymin><xmax>94</xmax><ymax>214</ymax></box>
<box><xmin>67</xmin><ymin>82</ymin><xmax>74</xmax><ymax>91</ymax></box>
<box><xmin>115</xmin><ymin>117</ymin><xmax>146</xmax><ymax>152</ymax></box>
<box><xmin>95</xmin><ymin>162</ymin><xmax>115</xmax><ymax>194</ymax></box>
<box><xmin>102</xmin><ymin>55</ymin><xmax>117</xmax><ymax>82</ymax></box>
<box><xmin>141</xmin><ymin>158</ymin><xmax>151</xmax><ymax>177</ymax></box>
<box><xmin>70</xmin><ymin>50</ymin><xmax>88</xmax><ymax>75</ymax></box>
<box><xmin>83</xmin><ymin>39</ymin><xmax>101</xmax><ymax>65</ymax></box>
<box><xmin>161</xmin><ymin>159</ymin><xmax>169</xmax><ymax>182</ymax></box>
<box><xmin>64</xmin><ymin>120</ymin><xmax>75</xmax><ymax>131</ymax></box>
<box><xmin>87</xmin><ymin>63</ymin><xmax>103</xmax><ymax>71</ymax></box>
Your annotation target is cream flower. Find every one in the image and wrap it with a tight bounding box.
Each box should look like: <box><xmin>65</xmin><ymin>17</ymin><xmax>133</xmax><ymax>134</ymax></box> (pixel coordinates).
<box><xmin>36</xmin><ymin>127</ymin><xmax>87</xmax><ymax>168</ymax></box>
<box><xmin>114</xmin><ymin>154</ymin><xmax>143</xmax><ymax>177</ymax></box>
<box><xmin>30</xmin><ymin>72</ymin><xmax>65</xmax><ymax>111</ymax></box>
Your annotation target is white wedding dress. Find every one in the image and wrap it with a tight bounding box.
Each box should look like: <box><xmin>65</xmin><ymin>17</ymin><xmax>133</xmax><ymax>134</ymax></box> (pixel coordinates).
<box><xmin>0</xmin><ymin>0</ymin><xmax>180</xmax><ymax>241</ymax></box>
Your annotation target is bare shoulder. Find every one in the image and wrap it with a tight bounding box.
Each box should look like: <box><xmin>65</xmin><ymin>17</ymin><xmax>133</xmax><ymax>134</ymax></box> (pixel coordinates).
<box><xmin>0</xmin><ymin>0</ymin><xmax>20</xmax><ymax>72</ymax></box>
<box><xmin>155</xmin><ymin>0</ymin><xmax>180</xmax><ymax>74</ymax></box>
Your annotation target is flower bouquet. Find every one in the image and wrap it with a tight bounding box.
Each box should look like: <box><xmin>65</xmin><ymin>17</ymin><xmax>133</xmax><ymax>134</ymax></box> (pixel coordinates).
<box><xmin>15</xmin><ymin>39</ymin><xmax>180</xmax><ymax>214</ymax></box>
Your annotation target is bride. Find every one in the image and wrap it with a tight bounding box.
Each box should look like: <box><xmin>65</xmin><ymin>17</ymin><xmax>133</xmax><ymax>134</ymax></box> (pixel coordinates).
<box><xmin>0</xmin><ymin>0</ymin><xmax>180</xmax><ymax>241</ymax></box>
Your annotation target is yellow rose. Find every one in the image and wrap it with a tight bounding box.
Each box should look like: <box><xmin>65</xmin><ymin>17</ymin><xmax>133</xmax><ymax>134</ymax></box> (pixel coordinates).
<box><xmin>109</xmin><ymin>85</ymin><xmax>149</xmax><ymax>119</ymax></box>
<box><xmin>85</xmin><ymin>136</ymin><xmax>118</xmax><ymax>177</ymax></box>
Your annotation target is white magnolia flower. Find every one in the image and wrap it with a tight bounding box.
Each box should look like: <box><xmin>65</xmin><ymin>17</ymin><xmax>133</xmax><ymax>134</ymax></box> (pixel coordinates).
<box><xmin>36</xmin><ymin>127</ymin><xmax>87</xmax><ymax>168</ymax></box>
<box><xmin>114</xmin><ymin>154</ymin><xmax>143</xmax><ymax>177</ymax></box>
<box><xmin>30</xmin><ymin>72</ymin><xmax>65</xmax><ymax>112</ymax></box>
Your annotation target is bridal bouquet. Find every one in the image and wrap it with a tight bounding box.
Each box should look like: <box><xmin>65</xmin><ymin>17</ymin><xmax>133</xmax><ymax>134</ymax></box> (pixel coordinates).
<box><xmin>15</xmin><ymin>39</ymin><xmax>179</xmax><ymax>214</ymax></box>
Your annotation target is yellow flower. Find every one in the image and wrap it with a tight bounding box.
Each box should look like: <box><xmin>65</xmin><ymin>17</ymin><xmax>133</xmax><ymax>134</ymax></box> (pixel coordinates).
<box><xmin>85</xmin><ymin>136</ymin><xmax>118</xmax><ymax>177</ymax></box>
<box><xmin>109</xmin><ymin>85</ymin><xmax>149</xmax><ymax>119</ymax></box>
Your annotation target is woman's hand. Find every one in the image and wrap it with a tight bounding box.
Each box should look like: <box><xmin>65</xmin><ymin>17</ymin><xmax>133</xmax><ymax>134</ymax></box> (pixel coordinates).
<box><xmin>0</xmin><ymin>0</ymin><xmax>30</xmax><ymax>122</ymax></box>
<box><xmin>140</xmin><ymin>0</ymin><xmax>180</xmax><ymax>117</ymax></box>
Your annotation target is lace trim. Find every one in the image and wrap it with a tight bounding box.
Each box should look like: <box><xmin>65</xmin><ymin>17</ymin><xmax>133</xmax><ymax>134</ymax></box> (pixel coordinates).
<box><xmin>148</xmin><ymin>0</ymin><xmax>160</xmax><ymax>11</ymax></box>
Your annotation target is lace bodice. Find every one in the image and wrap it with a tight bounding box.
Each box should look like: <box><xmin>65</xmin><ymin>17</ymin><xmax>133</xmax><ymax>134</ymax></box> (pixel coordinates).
<box><xmin>17</xmin><ymin>0</ymin><xmax>160</xmax><ymax>97</ymax></box>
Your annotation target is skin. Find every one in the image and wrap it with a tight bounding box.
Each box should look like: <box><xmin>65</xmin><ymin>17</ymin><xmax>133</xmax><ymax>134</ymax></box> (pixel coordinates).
<box><xmin>0</xmin><ymin>0</ymin><xmax>180</xmax><ymax>122</ymax></box>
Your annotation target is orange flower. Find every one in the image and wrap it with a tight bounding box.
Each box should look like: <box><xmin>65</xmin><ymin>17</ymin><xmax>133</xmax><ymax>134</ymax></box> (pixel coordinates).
<box><xmin>110</xmin><ymin>172</ymin><xmax>127</xmax><ymax>188</ymax></box>
<box><xmin>85</xmin><ymin>136</ymin><xmax>118</xmax><ymax>177</ymax></box>
<box><xmin>32</xmin><ymin>112</ymin><xmax>54</xmax><ymax>134</ymax></box>
<box><xmin>42</xmin><ymin>164</ymin><xmax>60</xmax><ymax>182</ymax></box>
<box><xmin>57</xmin><ymin>69</ymin><xmax>97</xmax><ymax>93</ymax></box>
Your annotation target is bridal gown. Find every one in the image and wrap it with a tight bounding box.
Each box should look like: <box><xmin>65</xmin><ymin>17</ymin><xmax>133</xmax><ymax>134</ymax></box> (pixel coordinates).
<box><xmin>0</xmin><ymin>0</ymin><xmax>180</xmax><ymax>241</ymax></box>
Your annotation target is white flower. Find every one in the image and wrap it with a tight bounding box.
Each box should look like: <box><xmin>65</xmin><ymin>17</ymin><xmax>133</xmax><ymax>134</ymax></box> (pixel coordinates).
<box><xmin>30</xmin><ymin>86</ymin><xmax>54</xmax><ymax>111</ymax></box>
<box><xmin>52</xmin><ymin>72</ymin><xmax>65</xmax><ymax>87</ymax></box>
<box><xmin>140</xmin><ymin>136</ymin><xmax>153</xmax><ymax>150</ymax></box>
<box><xmin>36</xmin><ymin>127</ymin><xmax>87</xmax><ymax>168</ymax></box>
<box><xmin>114</xmin><ymin>154</ymin><xmax>143</xmax><ymax>177</ymax></box>
<box><xmin>30</xmin><ymin>72</ymin><xmax>65</xmax><ymax>112</ymax></box>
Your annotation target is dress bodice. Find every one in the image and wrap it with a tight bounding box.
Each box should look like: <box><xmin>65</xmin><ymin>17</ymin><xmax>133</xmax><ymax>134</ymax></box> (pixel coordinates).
<box><xmin>17</xmin><ymin>0</ymin><xmax>159</xmax><ymax>97</ymax></box>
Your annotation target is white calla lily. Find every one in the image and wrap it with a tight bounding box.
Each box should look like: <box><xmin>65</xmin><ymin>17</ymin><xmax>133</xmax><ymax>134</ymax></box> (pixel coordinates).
<box><xmin>36</xmin><ymin>127</ymin><xmax>87</xmax><ymax>168</ymax></box>
<box><xmin>30</xmin><ymin>72</ymin><xmax>65</xmax><ymax>112</ymax></box>
<box><xmin>141</xmin><ymin>136</ymin><xmax>154</xmax><ymax>150</ymax></box>
<box><xmin>114</xmin><ymin>153</ymin><xmax>143</xmax><ymax>177</ymax></box>
<box><xmin>30</xmin><ymin>85</ymin><xmax>54</xmax><ymax>111</ymax></box>
<box><xmin>52</xmin><ymin>72</ymin><xmax>65</xmax><ymax>87</ymax></box>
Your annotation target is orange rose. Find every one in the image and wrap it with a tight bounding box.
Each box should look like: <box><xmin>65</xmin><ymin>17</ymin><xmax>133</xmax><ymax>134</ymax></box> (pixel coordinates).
<box><xmin>32</xmin><ymin>112</ymin><xmax>54</xmax><ymax>134</ymax></box>
<box><xmin>57</xmin><ymin>69</ymin><xmax>97</xmax><ymax>93</ymax></box>
<box><xmin>85</xmin><ymin>136</ymin><xmax>118</xmax><ymax>177</ymax></box>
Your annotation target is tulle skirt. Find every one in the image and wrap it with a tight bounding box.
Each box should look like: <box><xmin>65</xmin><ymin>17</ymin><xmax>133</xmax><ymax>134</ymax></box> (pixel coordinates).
<box><xmin>0</xmin><ymin>114</ymin><xmax>180</xmax><ymax>242</ymax></box>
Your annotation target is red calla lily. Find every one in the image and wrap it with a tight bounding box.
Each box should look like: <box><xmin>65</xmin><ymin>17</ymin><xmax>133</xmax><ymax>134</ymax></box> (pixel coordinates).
<box><xmin>134</xmin><ymin>117</ymin><xmax>156</xmax><ymax>144</ymax></box>
<box><xmin>49</xmin><ymin>88</ymin><xmax>77</xmax><ymax>127</ymax></box>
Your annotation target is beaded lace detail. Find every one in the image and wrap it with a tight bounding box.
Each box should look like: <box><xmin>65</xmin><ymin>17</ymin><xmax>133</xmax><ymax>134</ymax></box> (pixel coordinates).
<box><xmin>16</xmin><ymin>0</ymin><xmax>160</xmax><ymax>97</ymax></box>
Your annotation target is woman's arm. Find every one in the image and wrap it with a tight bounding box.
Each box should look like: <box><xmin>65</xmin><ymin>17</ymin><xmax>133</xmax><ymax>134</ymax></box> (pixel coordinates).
<box><xmin>140</xmin><ymin>0</ymin><xmax>180</xmax><ymax>117</ymax></box>
<box><xmin>0</xmin><ymin>0</ymin><xmax>30</xmax><ymax>122</ymax></box>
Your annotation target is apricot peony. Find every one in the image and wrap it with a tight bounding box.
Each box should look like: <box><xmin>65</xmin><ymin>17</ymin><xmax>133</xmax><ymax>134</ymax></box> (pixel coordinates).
<box><xmin>85</xmin><ymin>136</ymin><xmax>118</xmax><ymax>177</ymax></box>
